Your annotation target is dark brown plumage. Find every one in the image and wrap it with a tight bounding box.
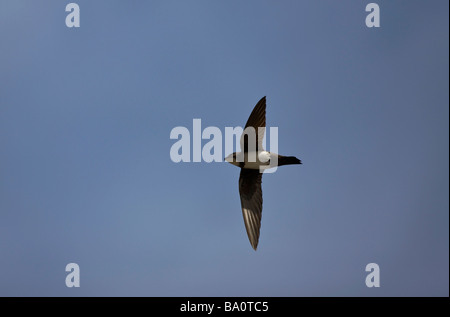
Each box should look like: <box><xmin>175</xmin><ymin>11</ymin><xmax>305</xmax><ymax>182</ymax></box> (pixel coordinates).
<box><xmin>225</xmin><ymin>96</ymin><xmax>302</xmax><ymax>250</ymax></box>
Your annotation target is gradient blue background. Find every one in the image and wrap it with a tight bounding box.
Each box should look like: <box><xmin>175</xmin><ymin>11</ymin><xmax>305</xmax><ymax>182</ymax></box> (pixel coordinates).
<box><xmin>0</xmin><ymin>1</ymin><xmax>448</xmax><ymax>296</ymax></box>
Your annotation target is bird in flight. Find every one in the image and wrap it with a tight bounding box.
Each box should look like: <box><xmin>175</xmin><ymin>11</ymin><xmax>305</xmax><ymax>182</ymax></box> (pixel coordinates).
<box><xmin>225</xmin><ymin>96</ymin><xmax>302</xmax><ymax>250</ymax></box>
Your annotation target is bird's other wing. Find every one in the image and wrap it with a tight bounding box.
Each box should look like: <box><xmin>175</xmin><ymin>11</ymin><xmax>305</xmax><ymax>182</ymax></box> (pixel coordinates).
<box><xmin>240</xmin><ymin>96</ymin><xmax>266</xmax><ymax>152</ymax></box>
<box><xmin>239</xmin><ymin>168</ymin><xmax>263</xmax><ymax>250</ymax></box>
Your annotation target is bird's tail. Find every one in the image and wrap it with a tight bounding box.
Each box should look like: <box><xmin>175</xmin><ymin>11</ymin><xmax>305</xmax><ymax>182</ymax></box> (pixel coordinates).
<box><xmin>278</xmin><ymin>155</ymin><xmax>302</xmax><ymax>166</ymax></box>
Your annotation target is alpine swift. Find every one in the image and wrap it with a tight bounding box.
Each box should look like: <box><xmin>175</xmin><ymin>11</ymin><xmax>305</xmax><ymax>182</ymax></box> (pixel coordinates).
<box><xmin>225</xmin><ymin>96</ymin><xmax>302</xmax><ymax>250</ymax></box>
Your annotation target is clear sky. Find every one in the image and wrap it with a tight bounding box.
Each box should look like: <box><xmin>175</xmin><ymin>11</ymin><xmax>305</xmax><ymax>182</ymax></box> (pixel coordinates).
<box><xmin>0</xmin><ymin>0</ymin><xmax>448</xmax><ymax>296</ymax></box>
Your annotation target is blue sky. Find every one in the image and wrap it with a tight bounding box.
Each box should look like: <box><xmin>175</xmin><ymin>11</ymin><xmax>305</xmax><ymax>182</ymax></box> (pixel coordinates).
<box><xmin>0</xmin><ymin>1</ymin><xmax>448</xmax><ymax>296</ymax></box>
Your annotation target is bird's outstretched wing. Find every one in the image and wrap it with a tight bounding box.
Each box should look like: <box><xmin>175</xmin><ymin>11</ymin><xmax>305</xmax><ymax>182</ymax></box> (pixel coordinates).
<box><xmin>239</xmin><ymin>168</ymin><xmax>263</xmax><ymax>250</ymax></box>
<box><xmin>240</xmin><ymin>96</ymin><xmax>266</xmax><ymax>152</ymax></box>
